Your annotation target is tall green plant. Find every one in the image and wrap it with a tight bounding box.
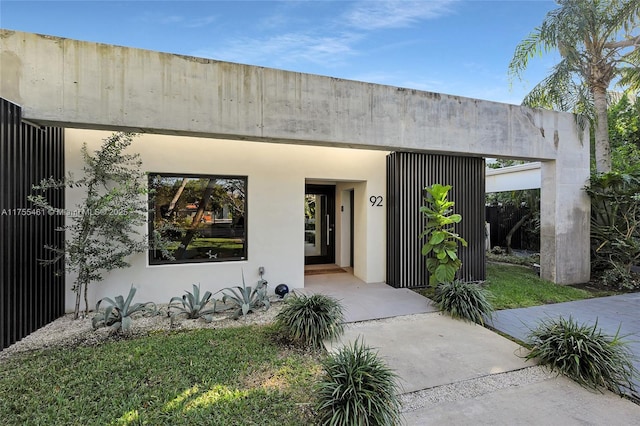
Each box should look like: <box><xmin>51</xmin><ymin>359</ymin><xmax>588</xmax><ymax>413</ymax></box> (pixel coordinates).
<box><xmin>420</xmin><ymin>184</ymin><xmax>467</xmax><ymax>286</ymax></box>
<box><xmin>29</xmin><ymin>132</ymin><xmax>166</xmax><ymax>318</ymax></box>
<box><xmin>585</xmin><ymin>171</ymin><xmax>640</xmax><ymax>289</ymax></box>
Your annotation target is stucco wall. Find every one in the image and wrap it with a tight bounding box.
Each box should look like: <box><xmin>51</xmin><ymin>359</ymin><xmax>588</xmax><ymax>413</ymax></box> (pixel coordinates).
<box><xmin>65</xmin><ymin>129</ymin><xmax>388</xmax><ymax>312</ymax></box>
<box><xmin>1</xmin><ymin>30</ymin><xmax>591</xmax><ymax>285</ymax></box>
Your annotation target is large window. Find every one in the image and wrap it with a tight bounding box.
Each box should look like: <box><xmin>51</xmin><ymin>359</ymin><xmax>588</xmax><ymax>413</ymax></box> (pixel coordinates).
<box><xmin>148</xmin><ymin>174</ymin><xmax>247</xmax><ymax>264</ymax></box>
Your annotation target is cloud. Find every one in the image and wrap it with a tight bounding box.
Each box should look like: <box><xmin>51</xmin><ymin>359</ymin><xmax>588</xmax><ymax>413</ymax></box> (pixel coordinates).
<box><xmin>137</xmin><ymin>13</ymin><xmax>217</xmax><ymax>28</ymax></box>
<box><xmin>344</xmin><ymin>0</ymin><xmax>456</xmax><ymax>30</ymax></box>
<box><xmin>193</xmin><ymin>32</ymin><xmax>361</xmax><ymax>68</ymax></box>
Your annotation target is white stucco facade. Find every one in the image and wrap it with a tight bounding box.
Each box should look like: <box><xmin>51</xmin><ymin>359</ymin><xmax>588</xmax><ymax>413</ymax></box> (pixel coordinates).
<box><xmin>65</xmin><ymin>129</ymin><xmax>388</xmax><ymax>311</ymax></box>
<box><xmin>1</xmin><ymin>30</ymin><xmax>592</xmax><ymax>290</ymax></box>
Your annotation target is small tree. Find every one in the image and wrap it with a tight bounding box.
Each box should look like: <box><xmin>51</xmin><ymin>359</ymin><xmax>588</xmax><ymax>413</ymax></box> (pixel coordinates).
<box><xmin>29</xmin><ymin>132</ymin><xmax>153</xmax><ymax>318</ymax></box>
<box><xmin>420</xmin><ymin>184</ymin><xmax>467</xmax><ymax>286</ymax></box>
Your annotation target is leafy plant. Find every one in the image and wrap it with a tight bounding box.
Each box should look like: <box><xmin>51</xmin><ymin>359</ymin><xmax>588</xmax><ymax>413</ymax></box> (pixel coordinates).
<box><xmin>315</xmin><ymin>339</ymin><xmax>402</xmax><ymax>426</ymax></box>
<box><xmin>168</xmin><ymin>284</ymin><xmax>218</xmax><ymax>322</ymax></box>
<box><xmin>525</xmin><ymin>316</ymin><xmax>638</xmax><ymax>395</ymax></box>
<box><xmin>585</xmin><ymin>171</ymin><xmax>640</xmax><ymax>289</ymax></box>
<box><xmin>432</xmin><ymin>280</ymin><xmax>493</xmax><ymax>325</ymax></box>
<box><xmin>92</xmin><ymin>286</ymin><xmax>156</xmax><ymax>333</ymax></box>
<box><xmin>275</xmin><ymin>293</ymin><xmax>344</xmax><ymax>349</ymax></box>
<box><xmin>29</xmin><ymin>132</ymin><xmax>172</xmax><ymax>319</ymax></box>
<box><xmin>420</xmin><ymin>184</ymin><xmax>468</xmax><ymax>286</ymax></box>
<box><xmin>220</xmin><ymin>273</ymin><xmax>270</xmax><ymax>319</ymax></box>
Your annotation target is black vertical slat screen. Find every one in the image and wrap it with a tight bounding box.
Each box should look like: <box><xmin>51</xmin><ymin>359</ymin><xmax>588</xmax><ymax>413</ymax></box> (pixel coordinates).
<box><xmin>1</xmin><ymin>98</ymin><xmax>65</xmax><ymax>351</ymax></box>
<box><xmin>386</xmin><ymin>152</ymin><xmax>485</xmax><ymax>288</ymax></box>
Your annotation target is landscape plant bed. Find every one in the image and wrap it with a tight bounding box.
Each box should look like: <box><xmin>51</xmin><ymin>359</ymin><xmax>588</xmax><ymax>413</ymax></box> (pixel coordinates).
<box><xmin>0</xmin><ymin>322</ymin><xmax>322</xmax><ymax>425</ymax></box>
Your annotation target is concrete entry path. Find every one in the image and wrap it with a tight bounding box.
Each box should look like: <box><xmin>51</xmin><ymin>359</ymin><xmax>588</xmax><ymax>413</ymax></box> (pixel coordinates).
<box><xmin>308</xmin><ymin>277</ymin><xmax>640</xmax><ymax>424</ymax></box>
<box><xmin>327</xmin><ymin>312</ymin><xmax>640</xmax><ymax>425</ymax></box>
<box><xmin>303</xmin><ymin>270</ymin><xmax>437</xmax><ymax>322</ymax></box>
<box><xmin>491</xmin><ymin>293</ymin><xmax>640</xmax><ymax>395</ymax></box>
<box><xmin>326</xmin><ymin>312</ymin><xmax>527</xmax><ymax>393</ymax></box>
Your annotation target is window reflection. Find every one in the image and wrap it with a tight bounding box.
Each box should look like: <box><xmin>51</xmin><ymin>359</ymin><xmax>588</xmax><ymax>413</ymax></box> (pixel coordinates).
<box><xmin>148</xmin><ymin>174</ymin><xmax>247</xmax><ymax>264</ymax></box>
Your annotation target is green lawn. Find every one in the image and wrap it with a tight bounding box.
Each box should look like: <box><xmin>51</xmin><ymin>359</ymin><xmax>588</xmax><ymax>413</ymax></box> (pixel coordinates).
<box><xmin>485</xmin><ymin>263</ymin><xmax>598</xmax><ymax>310</ymax></box>
<box><xmin>0</xmin><ymin>326</ymin><xmax>321</xmax><ymax>425</ymax></box>
<box><xmin>415</xmin><ymin>263</ymin><xmax>613</xmax><ymax>310</ymax></box>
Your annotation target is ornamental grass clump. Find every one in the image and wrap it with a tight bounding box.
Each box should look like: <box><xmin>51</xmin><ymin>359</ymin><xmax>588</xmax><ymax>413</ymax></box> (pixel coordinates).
<box><xmin>432</xmin><ymin>280</ymin><xmax>493</xmax><ymax>325</ymax></box>
<box><xmin>275</xmin><ymin>293</ymin><xmax>344</xmax><ymax>349</ymax></box>
<box><xmin>315</xmin><ymin>339</ymin><xmax>402</xmax><ymax>426</ymax></box>
<box><xmin>526</xmin><ymin>316</ymin><xmax>638</xmax><ymax>395</ymax></box>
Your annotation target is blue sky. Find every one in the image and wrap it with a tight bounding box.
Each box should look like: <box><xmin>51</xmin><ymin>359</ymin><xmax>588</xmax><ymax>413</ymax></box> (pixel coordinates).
<box><xmin>0</xmin><ymin>0</ymin><xmax>561</xmax><ymax>105</ymax></box>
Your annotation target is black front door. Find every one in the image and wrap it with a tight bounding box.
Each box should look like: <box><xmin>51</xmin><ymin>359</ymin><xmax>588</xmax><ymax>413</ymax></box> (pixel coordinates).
<box><xmin>304</xmin><ymin>184</ymin><xmax>335</xmax><ymax>265</ymax></box>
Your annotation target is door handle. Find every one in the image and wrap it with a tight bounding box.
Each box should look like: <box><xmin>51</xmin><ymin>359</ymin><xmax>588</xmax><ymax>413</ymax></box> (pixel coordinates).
<box><xmin>326</xmin><ymin>214</ymin><xmax>330</xmax><ymax>245</ymax></box>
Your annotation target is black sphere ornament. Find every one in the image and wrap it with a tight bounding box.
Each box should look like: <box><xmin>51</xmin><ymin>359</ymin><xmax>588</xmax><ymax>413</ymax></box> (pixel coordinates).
<box><xmin>275</xmin><ymin>284</ymin><xmax>289</xmax><ymax>298</ymax></box>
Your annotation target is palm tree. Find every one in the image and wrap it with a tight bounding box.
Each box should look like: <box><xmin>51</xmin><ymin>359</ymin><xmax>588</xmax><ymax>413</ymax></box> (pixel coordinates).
<box><xmin>509</xmin><ymin>0</ymin><xmax>640</xmax><ymax>173</ymax></box>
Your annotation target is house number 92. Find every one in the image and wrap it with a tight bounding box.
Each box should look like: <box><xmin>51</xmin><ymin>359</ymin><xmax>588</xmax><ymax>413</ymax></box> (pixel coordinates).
<box><xmin>369</xmin><ymin>196</ymin><xmax>383</xmax><ymax>207</ymax></box>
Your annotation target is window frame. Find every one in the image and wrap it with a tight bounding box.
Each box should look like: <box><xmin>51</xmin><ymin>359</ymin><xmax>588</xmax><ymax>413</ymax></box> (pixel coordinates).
<box><xmin>147</xmin><ymin>172</ymin><xmax>248</xmax><ymax>265</ymax></box>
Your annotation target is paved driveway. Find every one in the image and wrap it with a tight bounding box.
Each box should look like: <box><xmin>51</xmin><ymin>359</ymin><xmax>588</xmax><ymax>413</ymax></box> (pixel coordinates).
<box><xmin>490</xmin><ymin>293</ymin><xmax>640</xmax><ymax>396</ymax></box>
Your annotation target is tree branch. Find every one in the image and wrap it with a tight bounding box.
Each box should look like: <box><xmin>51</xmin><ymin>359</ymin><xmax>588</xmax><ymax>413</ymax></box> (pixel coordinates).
<box><xmin>604</xmin><ymin>36</ymin><xmax>640</xmax><ymax>50</ymax></box>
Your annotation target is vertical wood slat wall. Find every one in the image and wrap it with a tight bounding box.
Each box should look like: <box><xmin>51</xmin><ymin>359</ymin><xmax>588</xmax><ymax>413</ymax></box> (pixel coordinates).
<box><xmin>1</xmin><ymin>98</ymin><xmax>65</xmax><ymax>351</ymax></box>
<box><xmin>387</xmin><ymin>152</ymin><xmax>485</xmax><ymax>288</ymax></box>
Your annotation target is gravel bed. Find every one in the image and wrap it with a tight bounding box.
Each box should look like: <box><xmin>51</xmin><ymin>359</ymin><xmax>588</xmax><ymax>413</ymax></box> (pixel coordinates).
<box><xmin>0</xmin><ymin>301</ymin><xmax>283</xmax><ymax>361</ymax></box>
<box><xmin>400</xmin><ymin>366</ymin><xmax>554</xmax><ymax>412</ymax></box>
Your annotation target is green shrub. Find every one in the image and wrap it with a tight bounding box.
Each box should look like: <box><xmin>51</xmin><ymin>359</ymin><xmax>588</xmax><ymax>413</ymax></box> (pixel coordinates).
<box><xmin>220</xmin><ymin>274</ymin><xmax>270</xmax><ymax>319</ymax></box>
<box><xmin>585</xmin><ymin>171</ymin><xmax>640</xmax><ymax>289</ymax></box>
<box><xmin>315</xmin><ymin>339</ymin><xmax>402</xmax><ymax>426</ymax></box>
<box><xmin>526</xmin><ymin>316</ymin><xmax>638</xmax><ymax>394</ymax></box>
<box><xmin>92</xmin><ymin>286</ymin><xmax>156</xmax><ymax>333</ymax></box>
<box><xmin>275</xmin><ymin>293</ymin><xmax>344</xmax><ymax>349</ymax></box>
<box><xmin>432</xmin><ymin>280</ymin><xmax>493</xmax><ymax>325</ymax></box>
<box><xmin>168</xmin><ymin>284</ymin><xmax>218</xmax><ymax>323</ymax></box>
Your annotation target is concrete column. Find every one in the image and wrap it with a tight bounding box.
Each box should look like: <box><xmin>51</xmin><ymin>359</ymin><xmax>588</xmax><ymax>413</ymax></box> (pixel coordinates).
<box><xmin>539</xmin><ymin>117</ymin><xmax>591</xmax><ymax>284</ymax></box>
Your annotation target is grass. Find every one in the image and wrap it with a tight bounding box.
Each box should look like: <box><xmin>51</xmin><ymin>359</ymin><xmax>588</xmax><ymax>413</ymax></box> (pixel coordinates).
<box><xmin>485</xmin><ymin>263</ymin><xmax>595</xmax><ymax>310</ymax></box>
<box><xmin>415</xmin><ymin>263</ymin><xmax>613</xmax><ymax>310</ymax></box>
<box><xmin>0</xmin><ymin>326</ymin><xmax>321</xmax><ymax>425</ymax></box>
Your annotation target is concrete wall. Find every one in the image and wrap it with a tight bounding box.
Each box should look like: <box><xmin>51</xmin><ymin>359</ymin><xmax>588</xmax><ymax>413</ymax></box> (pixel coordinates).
<box><xmin>65</xmin><ymin>129</ymin><xmax>387</xmax><ymax>311</ymax></box>
<box><xmin>0</xmin><ymin>30</ymin><xmax>591</xmax><ymax>284</ymax></box>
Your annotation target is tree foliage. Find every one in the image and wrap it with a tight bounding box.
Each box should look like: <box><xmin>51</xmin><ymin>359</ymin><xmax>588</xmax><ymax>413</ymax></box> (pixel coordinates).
<box><xmin>585</xmin><ymin>171</ymin><xmax>640</xmax><ymax>289</ymax></box>
<box><xmin>29</xmin><ymin>132</ymin><xmax>159</xmax><ymax>318</ymax></box>
<box><xmin>509</xmin><ymin>0</ymin><xmax>640</xmax><ymax>173</ymax></box>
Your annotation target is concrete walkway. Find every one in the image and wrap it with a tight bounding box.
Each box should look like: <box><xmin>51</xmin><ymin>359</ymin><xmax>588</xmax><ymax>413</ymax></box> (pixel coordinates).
<box><xmin>303</xmin><ymin>271</ymin><xmax>437</xmax><ymax>322</ymax></box>
<box><xmin>491</xmin><ymin>293</ymin><xmax>640</xmax><ymax>395</ymax></box>
<box><xmin>308</xmin><ymin>273</ymin><xmax>640</xmax><ymax>425</ymax></box>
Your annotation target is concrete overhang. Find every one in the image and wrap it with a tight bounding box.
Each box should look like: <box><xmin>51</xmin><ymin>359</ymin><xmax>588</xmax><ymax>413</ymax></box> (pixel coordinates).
<box><xmin>1</xmin><ymin>29</ymin><xmax>577</xmax><ymax>160</ymax></box>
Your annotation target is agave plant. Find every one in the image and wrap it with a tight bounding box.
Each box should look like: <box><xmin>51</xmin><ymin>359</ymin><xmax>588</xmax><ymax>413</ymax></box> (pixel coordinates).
<box><xmin>220</xmin><ymin>273</ymin><xmax>270</xmax><ymax>319</ymax></box>
<box><xmin>92</xmin><ymin>286</ymin><xmax>156</xmax><ymax>333</ymax></box>
<box><xmin>168</xmin><ymin>284</ymin><xmax>218</xmax><ymax>323</ymax></box>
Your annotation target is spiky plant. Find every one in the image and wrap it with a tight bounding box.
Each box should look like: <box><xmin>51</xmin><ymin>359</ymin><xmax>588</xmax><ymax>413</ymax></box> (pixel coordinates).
<box><xmin>220</xmin><ymin>273</ymin><xmax>270</xmax><ymax>319</ymax></box>
<box><xmin>275</xmin><ymin>293</ymin><xmax>344</xmax><ymax>349</ymax></box>
<box><xmin>526</xmin><ymin>316</ymin><xmax>638</xmax><ymax>395</ymax></box>
<box><xmin>432</xmin><ymin>280</ymin><xmax>493</xmax><ymax>325</ymax></box>
<box><xmin>315</xmin><ymin>339</ymin><xmax>402</xmax><ymax>426</ymax></box>
<box><xmin>168</xmin><ymin>284</ymin><xmax>217</xmax><ymax>322</ymax></box>
<box><xmin>92</xmin><ymin>286</ymin><xmax>156</xmax><ymax>333</ymax></box>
